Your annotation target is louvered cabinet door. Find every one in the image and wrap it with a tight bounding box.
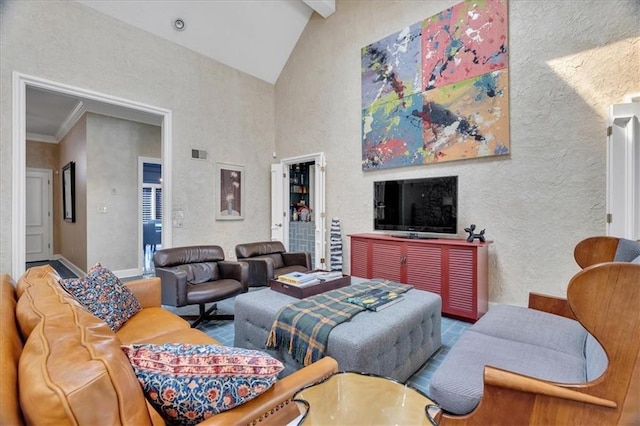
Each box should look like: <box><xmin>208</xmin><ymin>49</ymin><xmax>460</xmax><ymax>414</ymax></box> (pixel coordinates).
<box><xmin>371</xmin><ymin>240</ymin><xmax>403</xmax><ymax>281</ymax></box>
<box><xmin>406</xmin><ymin>244</ymin><xmax>441</xmax><ymax>294</ymax></box>
<box><xmin>350</xmin><ymin>237</ymin><xmax>370</xmax><ymax>278</ymax></box>
<box><xmin>442</xmin><ymin>245</ymin><xmax>489</xmax><ymax>321</ymax></box>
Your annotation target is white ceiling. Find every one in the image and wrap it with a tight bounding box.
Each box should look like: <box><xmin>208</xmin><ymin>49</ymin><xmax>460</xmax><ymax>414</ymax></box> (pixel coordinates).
<box><xmin>26</xmin><ymin>0</ymin><xmax>334</xmax><ymax>142</ymax></box>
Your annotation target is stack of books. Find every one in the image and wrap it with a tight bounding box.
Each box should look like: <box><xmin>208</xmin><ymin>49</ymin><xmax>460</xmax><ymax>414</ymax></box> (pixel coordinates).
<box><xmin>277</xmin><ymin>272</ymin><xmax>320</xmax><ymax>287</ymax></box>
<box><xmin>309</xmin><ymin>271</ymin><xmax>343</xmax><ymax>282</ymax></box>
<box><xmin>345</xmin><ymin>288</ymin><xmax>404</xmax><ymax>311</ymax></box>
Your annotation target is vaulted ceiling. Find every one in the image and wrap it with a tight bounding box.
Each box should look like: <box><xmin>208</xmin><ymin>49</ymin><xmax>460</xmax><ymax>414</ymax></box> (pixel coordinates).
<box><xmin>26</xmin><ymin>0</ymin><xmax>335</xmax><ymax>142</ymax></box>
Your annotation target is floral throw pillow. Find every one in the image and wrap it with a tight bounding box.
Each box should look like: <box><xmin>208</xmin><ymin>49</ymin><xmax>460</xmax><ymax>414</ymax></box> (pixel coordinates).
<box><xmin>60</xmin><ymin>263</ymin><xmax>142</xmax><ymax>331</ymax></box>
<box><xmin>121</xmin><ymin>343</ymin><xmax>284</xmax><ymax>425</ymax></box>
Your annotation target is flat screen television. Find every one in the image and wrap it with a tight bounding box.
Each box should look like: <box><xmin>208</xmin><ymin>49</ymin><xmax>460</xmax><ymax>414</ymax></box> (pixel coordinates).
<box><xmin>374</xmin><ymin>176</ymin><xmax>458</xmax><ymax>236</ymax></box>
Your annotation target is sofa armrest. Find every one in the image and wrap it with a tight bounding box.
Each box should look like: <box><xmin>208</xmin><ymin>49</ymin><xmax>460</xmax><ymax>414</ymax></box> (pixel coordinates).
<box><xmin>200</xmin><ymin>357</ymin><xmax>339</xmax><ymax>426</ymax></box>
<box><xmin>528</xmin><ymin>292</ymin><xmax>577</xmax><ymax>320</ymax></box>
<box><xmin>243</xmin><ymin>258</ymin><xmax>275</xmax><ymax>286</ymax></box>
<box><xmin>282</xmin><ymin>252</ymin><xmax>312</xmax><ymax>269</ymax></box>
<box><xmin>124</xmin><ymin>277</ymin><xmax>162</xmax><ymax>308</ymax></box>
<box><xmin>218</xmin><ymin>261</ymin><xmax>249</xmax><ymax>291</ymax></box>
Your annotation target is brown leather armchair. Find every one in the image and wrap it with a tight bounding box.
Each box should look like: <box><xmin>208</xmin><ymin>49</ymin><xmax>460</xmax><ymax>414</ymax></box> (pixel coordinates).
<box><xmin>153</xmin><ymin>245</ymin><xmax>248</xmax><ymax>328</ymax></box>
<box><xmin>235</xmin><ymin>241</ymin><xmax>312</xmax><ymax>287</ymax></box>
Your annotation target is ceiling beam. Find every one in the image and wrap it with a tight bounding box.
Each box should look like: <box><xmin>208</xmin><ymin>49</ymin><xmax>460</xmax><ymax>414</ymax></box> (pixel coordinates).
<box><xmin>302</xmin><ymin>0</ymin><xmax>335</xmax><ymax>18</ymax></box>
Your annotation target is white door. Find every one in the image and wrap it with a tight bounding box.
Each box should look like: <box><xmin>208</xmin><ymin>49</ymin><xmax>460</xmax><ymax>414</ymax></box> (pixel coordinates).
<box><xmin>270</xmin><ymin>163</ymin><xmax>285</xmax><ymax>242</ymax></box>
<box><xmin>26</xmin><ymin>168</ymin><xmax>53</xmax><ymax>262</ymax></box>
<box><xmin>607</xmin><ymin>102</ymin><xmax>640</xmax><ymax>240</ymax></box>
<box><xmin>273</xmin><ymin>153</ymin><xmax>327</xmax><ymax>270</ymax></box>
<box><xmin>312</xmin><ymin>157</ymin><xmax>327</xmax><ymax>270</ymax></box>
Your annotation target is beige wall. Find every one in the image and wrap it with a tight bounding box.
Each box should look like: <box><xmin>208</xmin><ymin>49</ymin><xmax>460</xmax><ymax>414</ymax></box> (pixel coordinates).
<box><xmin>0</xmin><ymin>0</ymin><xmax>275</xmax><ymax>274</ymax></box>
<box><xmin>86</xmin><ymin>113</ymin><xmax>161</xmax><ymax>270</ymax></box>
<box><xmin>26</xmin><ymin>141</ymin><xmax>61</xmax><ymax>254</ymax></box>
<box><xmin>275</xmin><ymin>0</ymin><xmax>640</xmax><ymax>305</ymax></box>
<box><xmin>58</xmin><ymin>115</ymin><xmax>88</xmax><ymax>271</ymax></box>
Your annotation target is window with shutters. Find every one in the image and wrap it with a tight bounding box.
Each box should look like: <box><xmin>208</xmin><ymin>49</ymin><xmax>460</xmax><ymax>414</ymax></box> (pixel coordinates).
<box><xmin>143</xmin><ymin>185</ymin><xmax>162</xmax><ymax>221</ymax></box>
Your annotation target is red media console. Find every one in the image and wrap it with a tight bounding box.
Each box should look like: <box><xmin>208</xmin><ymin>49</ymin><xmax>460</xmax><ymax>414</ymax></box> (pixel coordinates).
<box><xmin>349</xmin><ymin>233</ymin><xmax>491</xmax><ymax>322</ymax></box>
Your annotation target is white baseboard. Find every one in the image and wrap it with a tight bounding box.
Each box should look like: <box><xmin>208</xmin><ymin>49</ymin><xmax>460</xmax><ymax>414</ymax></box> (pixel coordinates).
<box><xmin>114</xmin><ymin>268</ymin><xmax>143</xmax><ymax>279</ymax></box>
<box><xmin>52</xmin><ymin>255</ymin><xmax>142</xmax><ymax>279</ymax></box>
<box><xmin>52</xmin><ymin>255</ymin><xmax>86</xmax><ymax>277</ymax></box>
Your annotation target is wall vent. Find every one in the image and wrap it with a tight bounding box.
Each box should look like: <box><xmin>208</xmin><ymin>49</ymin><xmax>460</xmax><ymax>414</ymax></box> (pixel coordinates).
<box><xmin>191</xmin><ymin>149</ymin><xmax>208</xmax><ymax>160</ymax></box>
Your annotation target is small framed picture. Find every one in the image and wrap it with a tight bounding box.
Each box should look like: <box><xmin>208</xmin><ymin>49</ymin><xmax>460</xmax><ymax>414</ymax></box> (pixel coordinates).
<box><xmin>62</xmin><ymin>161</ymin><xmax>75</xmax><ymax>223</ymax></box>
<box><xmin>216</xmin><ymin>162</ymin><xmax>244</xmax><ymax>220</ymax></box>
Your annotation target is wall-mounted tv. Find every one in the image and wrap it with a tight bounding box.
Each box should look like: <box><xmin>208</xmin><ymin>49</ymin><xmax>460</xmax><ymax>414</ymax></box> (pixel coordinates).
<box><xmin>374</xmin><ymin>176</ymin><xmax>458</xmax><ymax>236</ymax></box>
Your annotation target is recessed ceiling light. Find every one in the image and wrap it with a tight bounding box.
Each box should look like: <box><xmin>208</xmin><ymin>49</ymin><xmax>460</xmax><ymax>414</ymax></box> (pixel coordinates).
<box><xmin>172</xmin><ymin>18</ymin><xmax>186</xmax><ymax>32</ymax></box>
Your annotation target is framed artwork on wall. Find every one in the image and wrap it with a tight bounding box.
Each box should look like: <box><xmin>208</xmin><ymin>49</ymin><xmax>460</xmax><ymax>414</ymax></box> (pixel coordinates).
<box><xmin>216</xmin><ymin>162</ymin><xmax>244</xmax><ymax>220</ymax></box>
<box><xmin>62</xmin><ymin>161</ymin><xmax>75</xmax><ymax>223</ymax></box>
<box><xmin>361</xmin><ymin>0</ymin><xmax>509</xmax><ymax>170</ymax></box>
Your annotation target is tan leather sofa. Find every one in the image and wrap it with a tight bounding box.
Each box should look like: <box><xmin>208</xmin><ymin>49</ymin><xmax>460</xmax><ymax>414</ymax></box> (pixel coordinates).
<box><xmin>1</xmin><ymin>265</ymin><xmax>338</xmax><ymax>425</ymax></box>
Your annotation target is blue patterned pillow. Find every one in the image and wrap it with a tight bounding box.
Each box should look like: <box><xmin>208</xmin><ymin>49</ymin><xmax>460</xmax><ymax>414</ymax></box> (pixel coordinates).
<box><xmin>121</xmin><ymin>343</ymin><xmax>284</xmax><ymax>425</ymax></box>
<box><xmin>60</xmin><ymin>263</ymin><xmax>142</xmax><ymax>331</ymax></box>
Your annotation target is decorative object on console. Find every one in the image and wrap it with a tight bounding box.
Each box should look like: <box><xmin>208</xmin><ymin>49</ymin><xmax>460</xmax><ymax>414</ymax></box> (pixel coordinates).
<box><xmin>361</xmin><ymin>0</ymin><xmax>509</xmax><ymax>170</ymax></box>
<box><xmin>330</xmin><ymin>217</ymin><xmax>343</xmax><ymax>272</ymax></box>
<box><xmin>216</xmin><ymin>162</ymin><xmax>244</xmax><ymax>220</ymax></box>
<box><xmin>464</xmin><ymin>224</ymin><xmax>486</xmax><ymax>243</ymax></box>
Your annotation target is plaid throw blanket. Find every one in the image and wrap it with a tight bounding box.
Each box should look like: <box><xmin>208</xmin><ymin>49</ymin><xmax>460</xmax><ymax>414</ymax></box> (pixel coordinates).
<box><xmin>266</xmin><ymin>280</ymin><xmax>413</xmax><ymax>366</ymax></box>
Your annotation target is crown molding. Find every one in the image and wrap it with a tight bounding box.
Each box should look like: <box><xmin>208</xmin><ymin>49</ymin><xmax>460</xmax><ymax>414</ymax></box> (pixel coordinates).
<box><xmin>26</xmin><ymin>132</ymin><xmax>58</xmax><ymax>143</ymax></box>
<box><xmin>55</xmin><ymin>100</ymin><xmax>86</xmax><ymax>142</ymax></box>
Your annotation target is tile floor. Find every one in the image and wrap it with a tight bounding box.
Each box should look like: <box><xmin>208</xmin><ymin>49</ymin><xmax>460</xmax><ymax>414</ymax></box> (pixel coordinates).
<box><xmin>169</xmin><ymin>291</ymin><xmax>471</xmax><ymax>396</ymax></box>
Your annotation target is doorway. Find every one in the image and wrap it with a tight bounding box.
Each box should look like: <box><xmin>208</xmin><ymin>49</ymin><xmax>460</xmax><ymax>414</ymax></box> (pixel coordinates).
<box><xmin>140</xmin><ymin>157</ymin><xmax>162</xmax><ymax>274</ymax></box>
<box><xmin>271</xmin><ymin>153</ymin><xmax>326</xmax><ymax>269</ymax></box>
<box><xmin>12</xmin><ymin>72</ymin><xmax>173</xmax><ymax>278</ymax></box>
<box><xmin>25</xmin><ymin>168</ymin><xmax>53</xmax><ymax>262</ymax></box>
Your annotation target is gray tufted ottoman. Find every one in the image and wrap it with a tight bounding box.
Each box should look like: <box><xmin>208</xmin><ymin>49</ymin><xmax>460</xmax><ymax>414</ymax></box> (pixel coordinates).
<box><xmin>233</xmin><ymin>283</ymin><xmax>442</xmax><ymax>382</ymax></box>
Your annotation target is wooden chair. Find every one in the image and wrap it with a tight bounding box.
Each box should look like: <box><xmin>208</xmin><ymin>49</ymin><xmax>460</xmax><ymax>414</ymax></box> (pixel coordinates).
<box><xmin>574</xmin><ymin>235</ymin><xmax>639</xmax><ymax>268</ymax></box>
<box><xmin>435</xmin><ymin>262</ymin><xmax>640</xmax><ymax>425</ymax></box>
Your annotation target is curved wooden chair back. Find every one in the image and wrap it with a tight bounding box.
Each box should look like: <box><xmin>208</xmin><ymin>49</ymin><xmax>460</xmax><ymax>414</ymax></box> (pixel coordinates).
<box><xmin>573</xmin><ymin>236</ymin><xmax>619</xmax><ymax>268</ymax></box>
<box><xmin>568</xmin><ymin>262</ymin><xmax>640</xmax><ymax>414</ymax></box>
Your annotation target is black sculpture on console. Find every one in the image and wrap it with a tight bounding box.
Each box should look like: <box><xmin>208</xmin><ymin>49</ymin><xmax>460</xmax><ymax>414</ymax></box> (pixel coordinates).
<box><xmin>464</xmin><ymin>224</ymin><xmax>486</xmax><ymax>243</ymax></box>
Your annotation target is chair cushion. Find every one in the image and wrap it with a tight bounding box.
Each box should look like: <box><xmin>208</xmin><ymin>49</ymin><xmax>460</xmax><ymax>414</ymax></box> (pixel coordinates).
<box><xmin>469</xmin><ymin>304</ymin><xmax>588</xmax><ymax>357</ymax></box>
<box><xmin>428</xmin><ymin>330</ymin><xmax>587</xmax><ymax>415</ymax></box>
<box><xmin>235</xmin><ymin>241</ymin><xmax>286</xmax><ymax>259</ymax></box>
<box><xmin>614</xmin><ymin>238</ymin><xmax>640</xmax><ymax>262</ymax></box>
<box><xmin>121</xmin><ymin>343</ymin><xmax>284</xmax><ymax>425</ymax></box>
<box><xmin>60</xmin><ymin>263</ymin><xmax>142</xmax><ymax>332</ymax></box>
<box><xmin>176</xmin><ymin>262</ymin><xmax>220</xmax><ymax>284</ymax></box>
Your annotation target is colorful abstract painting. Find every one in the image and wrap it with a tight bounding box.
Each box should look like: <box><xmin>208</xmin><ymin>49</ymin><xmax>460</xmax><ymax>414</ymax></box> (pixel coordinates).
<box><xmin>422</xmin><ymin>0</ymin><xmax>508</xmax><ymax>91</ymax></box>
<box><xmin>361</xmin><ymin>22</ymin><xmax>422</xmax><ymax>110</ymax></box>
<box><xmin>361</xmin><ymin>0</ymin><xmax>509</xmax><ymax>170</ymax></box>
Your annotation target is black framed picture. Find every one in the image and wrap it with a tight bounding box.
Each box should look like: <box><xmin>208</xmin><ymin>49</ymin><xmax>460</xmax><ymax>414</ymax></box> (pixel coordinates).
<box><xmin>62</xmin><ymin>161</ymin><xmax>75</xmax><ymax>223</ymax></box>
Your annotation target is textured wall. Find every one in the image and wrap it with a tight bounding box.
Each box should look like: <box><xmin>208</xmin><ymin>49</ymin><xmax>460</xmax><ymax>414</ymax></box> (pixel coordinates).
<box><xmin>58</xmin><ymin>116</ymin><xmax>88</xmax><ymax>271</ymax></box>
<box><xmin>275</xmin><ymin>0</ymin><xmax>640</xmax><ymax>305</ymax></box>
<box><xmin>0</xmin><ymin>0</ymin><xmax>275</xmax><ymax>274</ymax></box>
<box><xmin>86</xmin><ymin>114</ymin><xmax>161</xmax><ymax>271</ymax></box>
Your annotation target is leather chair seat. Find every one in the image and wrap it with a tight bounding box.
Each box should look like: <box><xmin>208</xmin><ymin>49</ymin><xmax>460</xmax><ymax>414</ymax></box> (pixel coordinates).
<box><xmin>187</xmin><ymin>279</ymin><xmax>244</xmax><ymax>305</ymax></box>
